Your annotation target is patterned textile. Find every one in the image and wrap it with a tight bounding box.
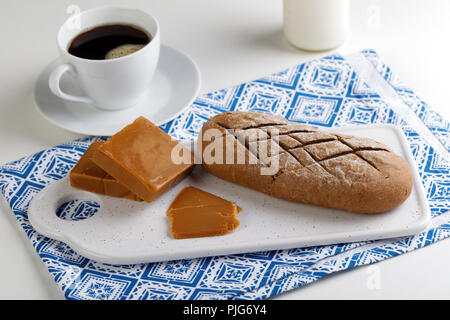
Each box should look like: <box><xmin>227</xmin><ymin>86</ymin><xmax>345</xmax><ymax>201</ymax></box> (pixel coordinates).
<box><xmin>0</xmin><ymin>50</ymin><xmax>448</xmax><ymax>300</ymax></box>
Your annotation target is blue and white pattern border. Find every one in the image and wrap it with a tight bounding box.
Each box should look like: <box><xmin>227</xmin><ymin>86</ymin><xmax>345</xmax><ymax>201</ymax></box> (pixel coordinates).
<box><xmin>0</xmin><ymin>50</ymin><xmax>448</xmax><ymax>300</ymax></box>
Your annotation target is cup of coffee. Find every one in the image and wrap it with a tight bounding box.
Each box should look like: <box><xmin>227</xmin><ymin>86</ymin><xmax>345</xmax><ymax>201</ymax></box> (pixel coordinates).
<box><xmin>49</xmin><ymin>6</ymin><xmax>160</xmax><ymax>110</ymax></box>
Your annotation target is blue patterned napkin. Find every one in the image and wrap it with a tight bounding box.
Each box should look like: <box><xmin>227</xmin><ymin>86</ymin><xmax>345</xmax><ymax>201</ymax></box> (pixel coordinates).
<box><xmin>0</xmin><ymin>50</ymin><xmax>449</xmax><ymax>300</ymax></box>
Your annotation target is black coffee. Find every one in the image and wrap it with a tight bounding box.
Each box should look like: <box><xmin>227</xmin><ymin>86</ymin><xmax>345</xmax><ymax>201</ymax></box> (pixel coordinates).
<box><xmin>68</xmin><ymin>24</ymin><xmax>151</xmax><ymax>60</ymax></box>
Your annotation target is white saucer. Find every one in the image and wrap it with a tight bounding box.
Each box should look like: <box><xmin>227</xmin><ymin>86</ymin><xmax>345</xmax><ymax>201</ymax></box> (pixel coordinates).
<box><xmin>33</xmin><ymin>45</ymin><xmax>201</xmax><ymax>136</ymax></box>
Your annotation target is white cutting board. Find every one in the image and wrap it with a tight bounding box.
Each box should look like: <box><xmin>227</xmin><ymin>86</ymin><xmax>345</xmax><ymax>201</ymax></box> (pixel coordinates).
<box><xmin>28</xmin><ymin>124</ymin><xmax>430</xmax><ymax>265</ymax></box>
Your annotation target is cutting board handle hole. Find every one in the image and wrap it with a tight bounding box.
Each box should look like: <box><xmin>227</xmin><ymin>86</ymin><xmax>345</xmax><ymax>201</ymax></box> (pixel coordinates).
<box><xmin>56</xmin><ymin>199</ymin><xmax>100</xmax><ymax>221</ymax></box>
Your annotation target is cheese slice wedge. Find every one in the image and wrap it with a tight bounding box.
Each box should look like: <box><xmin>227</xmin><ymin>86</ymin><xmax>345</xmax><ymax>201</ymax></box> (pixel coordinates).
<box><xmin>70</xmin><ymin>141</ymin><xmax>141</xmax><ymax>201</ymax></box>
<box><xmin>167</xmin><ymin>186</ymin><xmax>241</xmax><ymax>239</ymax></box>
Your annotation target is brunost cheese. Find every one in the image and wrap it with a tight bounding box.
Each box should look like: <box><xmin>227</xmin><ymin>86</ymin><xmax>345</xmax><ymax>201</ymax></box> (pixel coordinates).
<box><xmin>91</xmin><ymin>117</ymin><xmax>194</xmax><ymax>203</ymax></box>
<box><xmin>167</xmin><ymin>186</ymin><xmax>241</xmax><ymax>239</ymax></box>
<box><xmin>70</xmin><ymin>141</ymin><xmax>141</xmax><ymax>201</ymax></box>
<box><xmin>70</xmin><ymin>117</ymin><xmax>242</xmax><ymax>240</ymax></box>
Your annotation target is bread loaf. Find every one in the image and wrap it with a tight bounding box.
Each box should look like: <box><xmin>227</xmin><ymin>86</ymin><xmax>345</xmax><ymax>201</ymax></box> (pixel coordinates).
<box><xmin>199</xmin><ymin>111</ymin><xmax>413</xmax><ymax>213</ymax></box>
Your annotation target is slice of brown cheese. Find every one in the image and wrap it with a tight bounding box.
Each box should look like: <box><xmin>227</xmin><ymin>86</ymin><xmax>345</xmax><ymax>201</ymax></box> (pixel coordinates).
<box><xmin>91</xmin><ymin>117</ymin><xmax>194</xmax><ymax>203</ymax></box>
<box><xmin>70</xmin><ymin>141</ymin><xmax>142</xmax><ymax>201</ymax></box>
<box><xmin>167</xmin><ymin>186</ymin><xmax>241</xmax><ymax>239</ymax></box>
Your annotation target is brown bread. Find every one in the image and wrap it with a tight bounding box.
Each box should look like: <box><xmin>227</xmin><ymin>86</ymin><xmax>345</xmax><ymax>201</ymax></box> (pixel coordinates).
<box><xmin>198</xmin><ymin>111</ymin><xmax>413</xmax><ymax>213</ymax></box>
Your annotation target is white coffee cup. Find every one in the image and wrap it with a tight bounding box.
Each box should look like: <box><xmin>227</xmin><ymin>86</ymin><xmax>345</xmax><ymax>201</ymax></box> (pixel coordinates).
<box><xmin>49</xmin><ymin>6</ymin><xmax>160</xmax><ymax>110</ymax></box>
<box><xmin>283</xmin><ymin>0</ymin><xmax>349</xmax><ymax>51</ymax></box>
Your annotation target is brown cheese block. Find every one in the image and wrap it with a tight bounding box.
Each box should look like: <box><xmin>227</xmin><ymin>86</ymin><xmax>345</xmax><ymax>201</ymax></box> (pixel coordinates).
<box><xmin>91</xmin><ymin>117</ymin><xmax>195</xmax><ymax>203</ymax></box>
<box><xmin>199</xmin><ymin>111</ymin><xmax>413</xmax><ymax>214</ymax></box>
<box><xmin>167</xmin><ymin>186</ymin><xmax>241</xmax><ymax>239</ymax></box>
<box><xmin>70</xmin><ymin>141</ymin><xmax>142</xmax><ymax>201</ymax></box>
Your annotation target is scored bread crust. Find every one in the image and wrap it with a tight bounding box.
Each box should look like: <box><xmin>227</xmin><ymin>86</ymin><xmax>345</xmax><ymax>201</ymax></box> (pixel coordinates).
<box><xmin>199</xmin><ymin>111</ymin><xmax>413</xmax><ymax>213</ymax></box>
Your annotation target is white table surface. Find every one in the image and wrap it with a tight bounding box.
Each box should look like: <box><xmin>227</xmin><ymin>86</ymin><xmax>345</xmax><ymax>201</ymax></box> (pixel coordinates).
<box><xmin>0</xmin><ymin>0</ymin><xmax>449</xmax><ymax>300</ymax></box>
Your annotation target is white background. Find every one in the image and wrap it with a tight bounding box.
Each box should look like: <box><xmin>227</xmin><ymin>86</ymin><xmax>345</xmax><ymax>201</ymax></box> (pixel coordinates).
<box><xmin>0</xmin><ymin>0</ymin><xmax>449</xmax><ymax>299</ymax></box>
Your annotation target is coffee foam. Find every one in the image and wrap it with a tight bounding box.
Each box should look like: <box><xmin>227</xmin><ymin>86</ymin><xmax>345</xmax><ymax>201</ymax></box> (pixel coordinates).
<box><xmin>105</xmin><ymin>44</ymin><xmax>145</xmax><ymax>59</ymax></box>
